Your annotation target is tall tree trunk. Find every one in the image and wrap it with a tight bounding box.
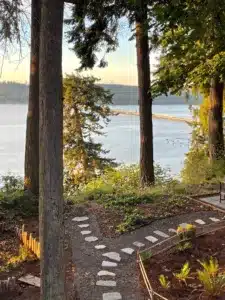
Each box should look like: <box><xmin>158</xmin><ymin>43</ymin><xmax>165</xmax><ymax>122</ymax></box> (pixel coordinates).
<box><xmin>39</xmin><ymin>0</ymin><xmax>65</xmax><ymax>299</ymax></box>
<box><xmin>24</xmin><ymin>0</ymin><xmax>40</xmax><ymax>195</ymax></box>
<box><xmin>135</xmin><ymin>0</ymin><xmax>154</xmax><ymax>186</ymax></box>
<box><xmin>208</xmin><ymin>76</ymin><xmax>224</xmax><ymax>161</ymax></box>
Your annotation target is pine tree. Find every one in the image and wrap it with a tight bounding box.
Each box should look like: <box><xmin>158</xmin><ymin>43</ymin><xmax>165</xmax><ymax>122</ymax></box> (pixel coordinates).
<box><xmin>63</xmin><ymin>74</ymin><xmax>115</xmax><ymax>192</ymax></box>
<box><xmin>65</xmin><ymin>0</ymin><xmax>155</xmax><ymax>186</ymax></box>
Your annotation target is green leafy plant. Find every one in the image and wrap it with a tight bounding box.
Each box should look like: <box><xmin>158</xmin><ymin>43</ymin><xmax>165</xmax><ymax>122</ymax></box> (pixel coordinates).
<box><xmin>140</xmin><ymin>251</ymin><xmax>152</xmax><ymax>262</ymax></box>
<box><xmin>173</xmin><ymin>262</ymin><xmax>191</xmax><ymax>284</ymax></box>
<box><xmin>197</xmin><ymin>257</ymin><xmax>225</xmax><ymax>296</ymax></box>
<box><xmin>159</xmin><ymin>274</ymin><xmax>170</xmax><ymax>289</ymax></box>
<box><xmin>176</xmin><ymin>241</ymin><xmax>192</xmax><ymax>252</ymax></box>
<box><xmin>198</xmin><ymin>257</ymin><xmax>219</xmax><ymax>276</ymax></box>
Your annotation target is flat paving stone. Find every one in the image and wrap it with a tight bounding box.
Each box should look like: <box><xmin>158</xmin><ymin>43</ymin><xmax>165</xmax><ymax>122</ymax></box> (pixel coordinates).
<box><xmin>85</xmin><ymin>236</ymin><xmax>98</xmax><ymax>242</ymax></box>
<box><xmin>96</xmin><ymin>280</ymin><xmax>116</xmax><ymax>287</ymax></box>
<box><xmin>133</xmin><ymin>241</ymin><xmax>145</xmax><ymax>248</ymax></box>
<box><xmin>209</xmin><ymin>217</ymin><xmax>220</xmax><ymax>222</ymax></box>
<box><xmin>102</xmin><ymin>292</ymin><xmax>122</xmax><ymax>300</ymax></box>
<box><xmin>81</xmin><ymin>230</ymin><xmax>91</xmax><ymax>235</ymax></box>
<box><xmin>168</xmin><ymin>228</ymin><xmax>177</xmax><ymax>234</ymax></box>
<box><xmin>195</xmin><ymin>219</ymin><xmax>206</xmax><ymax>225</ymax></box>
<box><xmin>98</xmin><ymin>270</ymin><xmax>116</xmax><ymax>277</ymax></box>
<box><xmin>72</xmin><ymin>216</ymin><xmax>89</xmax><ymax>222</ymax></box>
<box><xmin>121</xmin><ymin>248</ymin><xmax>135</xmax><ymax>255</ymax></box>
<box><xmin>95</xmin><ymin>245</ymin><xmax>106</xmax><ymax>250</ymax></box>
<box><xmin>78</xmin><ymin>224</ymin><xmax>90</xmax><ymax>228</ymax></box>
<box><xmin>145</xmin><ymin>236</ymin><xmax>158</xmax><ymax>243</ymax></box>
<box><xmin>102</xmin><ymin>261</ymin><xmax>118</xmax><ymax>267</ymax></box>
<box><xmin>179</xmin><ymin>223</ymin><xmax>188</xmax><ymax>228</ymax></box>
<box><xmin>18</xmin><ymin>274</ymin><xmax>40</xmax><ymax>287</ymax></box>
<box><xmin>153</xmin><ymin>230</ymin><xmax>169</xmax><ymax>238</ymax></box>
<box><xmin>102</xmin><ymin>252</ymin><xmax>121</xmax><ymax>262</ymax></box>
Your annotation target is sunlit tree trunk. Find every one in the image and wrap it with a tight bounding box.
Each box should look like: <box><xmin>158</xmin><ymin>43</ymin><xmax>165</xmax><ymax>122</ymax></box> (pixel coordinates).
<box><xmin>24</xmin><ymin>0</ymin><xmax>40</xmax><ymax>195</ymax></box>
<box><xmin>135</xmin><ymin>0</ymin><xmax>154</xmax><ymax>186</ymax></box>
<box><xmin>208</xmin><ymin>76</ymin><xmax>224</xmax><ymax>161</ymax></box>
<box><xmin>39</xmin><ymin>0</ymin><xmax>65</xmax><ymax>298</ymax></box>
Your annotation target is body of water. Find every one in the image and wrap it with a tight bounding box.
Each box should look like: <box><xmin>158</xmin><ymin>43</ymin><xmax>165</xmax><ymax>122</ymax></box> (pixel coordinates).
<box><xmin>0</xmin><ymin>104</ymin><xmax>192</xmax><ymax>177</ymax></box>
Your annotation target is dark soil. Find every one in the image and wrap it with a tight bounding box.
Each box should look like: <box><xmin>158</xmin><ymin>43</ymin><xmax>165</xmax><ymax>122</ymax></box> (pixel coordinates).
<box><xmin>0</xmin><ymin>211</ymin><xmax>76</xmax><ymax>300</ymax></box>
<box><xmin>88</xmin><ymin>197</ymin><xmax>220</xmax><ymax>238</ymax></box>
<box><xmin>145</xmin><ymin>227</ymin><xmax>225</xmax><ymax>300</ymax></box>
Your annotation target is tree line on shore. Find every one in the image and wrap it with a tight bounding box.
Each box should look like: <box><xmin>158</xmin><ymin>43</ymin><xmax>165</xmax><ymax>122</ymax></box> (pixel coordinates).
<box><xmin>1</xmin><ymin>0</ymin><xmax>225</xmax><ymax>299</ymax></box>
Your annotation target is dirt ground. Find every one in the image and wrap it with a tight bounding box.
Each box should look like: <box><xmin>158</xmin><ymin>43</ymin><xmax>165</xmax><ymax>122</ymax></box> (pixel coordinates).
<box><xmin>145</xmin><ymin>227</ymin><xmax>225</xmax><ymax>300</ymax></box>
<box><xmin>0</xmin><ymin>213</ymin><xmax>76</xmax><ymax>300</ymax></box>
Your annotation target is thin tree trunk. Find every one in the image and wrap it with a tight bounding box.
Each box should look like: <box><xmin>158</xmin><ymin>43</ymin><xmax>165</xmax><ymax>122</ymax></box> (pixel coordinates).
<box><xmin>39</xmin><ymin>0</ymin><xmax>65</xmax><ymax>299</ymax></box>
<box><xmin>135</xmin><ymin>0</ymin><xmax>154</xmax><ymax>186</ymax></box>
<box><xmin>24</xmin><ymin>0</ymin><xmax>40</xmax><ymax>195</ymax></box>
<box><xmin>208</xmin><ymin>76</ymin><xmax>224</xmax><ymax>161</ymax></box>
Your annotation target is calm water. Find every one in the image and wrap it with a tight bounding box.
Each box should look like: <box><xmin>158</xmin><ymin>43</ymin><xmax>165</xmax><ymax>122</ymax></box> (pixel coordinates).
<box><xmin>0</xmin><ymin>104</ymin><xmax>192</xmax><ymax>177</ymax></box>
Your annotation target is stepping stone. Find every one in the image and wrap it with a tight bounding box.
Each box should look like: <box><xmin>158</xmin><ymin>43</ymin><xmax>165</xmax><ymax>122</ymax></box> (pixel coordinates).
<box><xmin>195</xmin><ymin>219</ymin><xmax>205</xmax><ymax>225</ymax></box>
<box><xmin>81</xmin><ymin>230</ymin><xmax>91</xmax><ymax>235</ymax></box>
<box><xmin>210</xmin><ymin>217</ymin><xmax>220</xmax><ymax>222</ymax></box>
<box><xmin>133</xmin><ymin>241</ymin><xmax>145</xmax><ymax>248</ymax></box>
<box><xmin>154</xmin><ymin>230</ymin><xmax>169</xmax><ymax>238</ymax></box>
<box><xmin>179</xmin><ymin>223</ymin><xmax>188</xmax><ymax>228</ymax></box>
<box><xmin>78</xmin><ymin>224</ymin><xmax>89</xmax><ymax>228</ymax></box>
<box><xmin>103</xmin><ymin>292</ymin><xmax>122</xmax><ymax>300</ymax></box>
<box><xmin>97</xmin><ymin>270</ymin><xmax>116</xmax><ymax>277</ymax></box>
<box><xmin>85</xmin><ymin>236</ymin><xmax>98</xmax><ymax>242</ymax></box>
<box><xmin>102</xmin><ymin>252</ymin><xmax>121</xmax><ymax>262</ymax></box>
<box><xmin>121</xmin><ymin>248</ymin><xmax>134</xmax><ymax>255</ymax></box>
<box><xmin>95</xmin><ymin>245</ymin><xmax>106</xmax><ymax>250</ymax></box>
<box><xmin>96</xmin><ymin>280</ymin><xmax>116</xmax><ymax>287</ymax></box>
<box><xmin>145</xmin><ymin>236</ymin><xmax>158</xmax><ymax>243</ymax></box>
<box><xmin>18</xmin><ymin>274</ymin><xmax>40</xmax><ymax>287</ymax></box>
<box><xmin>102</xmin><ymin>261</ymin><xmax>118</xmax><ymax>267</ymax></box>
<box><xmin>168</xmin><ymin>228</ymin><xmax>177</xmax><ymax>234</ymax></box>
<box><xmin>72</xmin><ymin>216</ymin><xmax>89</xmax><ymax>222</ymax></box>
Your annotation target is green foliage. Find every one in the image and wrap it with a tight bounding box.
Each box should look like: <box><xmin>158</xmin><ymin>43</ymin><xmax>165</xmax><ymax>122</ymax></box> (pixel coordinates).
<box><xmin>173</xmin><ymin>262</ymin><xmax>191</xmax><ymax>284</ymax></box>
<box><xmin>63</xmin><ymin>74</ymin><xmax>116</xmax><ymax>193</ymax></box>
<box><xmin>140</xmin><ymin>250</ymin><xmax>152</xmax><ymax>262</ymax></box>
<box><xmin>197</xmin><ymin>257</ymin><xmax>225</xmax><ymax>296</ymax></box>
<box><xmin>159</xmin><ymin>274</ymin><xmax>170</xmax><ymax>289</ymax></box>
<box><xmin>198</xmin><ymin>257</ymin><xmax>219</xmax><ymax>277</ymax></box>
<box><xmin>116</xmin><ymin>209</ymin><xmax>149</xmax><ymax>233</ymax></box>
<box><xmin>0</xmin><ymin>245</ymin><xmax>34</xmax><ymax>273</ymax></box>
<box><xmin>0</xmin><ymin>175</ymin><xmax>38</xmax><ymax>218</ymax></box>
<box><xmin>176</xmin><ymin>241</ymin><xmax>192</xmax><ymax>252</ymax></box>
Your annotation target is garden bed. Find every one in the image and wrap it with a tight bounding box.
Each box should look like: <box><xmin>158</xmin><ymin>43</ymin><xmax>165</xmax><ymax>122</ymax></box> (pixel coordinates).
<box><xmin>87</xmin><ymin>196</ymin><xmax>223</xmax><ymax>237</ymax></box>
<box><xmin>143</xmin><ymin>225</ymin><xmax>225</xmax><ymax>300</ymax></box>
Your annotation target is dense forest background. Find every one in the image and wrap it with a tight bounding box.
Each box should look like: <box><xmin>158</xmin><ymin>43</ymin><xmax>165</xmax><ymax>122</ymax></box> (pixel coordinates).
<box><xmin>0</xmin><ymin>81</ymin><xmax>202</xmax><ymax>105</ymax></box>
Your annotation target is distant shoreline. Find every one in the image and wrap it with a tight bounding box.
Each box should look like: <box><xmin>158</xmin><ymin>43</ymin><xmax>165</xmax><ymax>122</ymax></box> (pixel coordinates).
<box><xmin>112</xmin><ymin>109</ymin><xmax>193</xmax><ymax>125</ymax></box>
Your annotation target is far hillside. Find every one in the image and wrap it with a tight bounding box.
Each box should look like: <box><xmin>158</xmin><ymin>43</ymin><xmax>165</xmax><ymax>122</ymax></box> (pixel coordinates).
<box><xmin>0</xmin><ymin>81</ymin><xmax>202</xmax><ymax>105</ymax></box>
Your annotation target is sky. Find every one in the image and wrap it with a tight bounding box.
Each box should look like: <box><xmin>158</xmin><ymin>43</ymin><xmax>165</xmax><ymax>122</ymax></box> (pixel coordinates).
<box><xmin>0</xmin><ymin>4</ymin><xmax>158</xmax><ymax>86</ymax></box>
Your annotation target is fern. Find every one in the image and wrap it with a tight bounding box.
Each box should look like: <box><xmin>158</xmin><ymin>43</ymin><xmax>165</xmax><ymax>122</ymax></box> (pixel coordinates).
<box><xmin>173</xmin><ymin>261</ymin><xmax>191</xmax><ymax>284</ymax></box>
<box><xmin>197</xmin><ymin>257</ymin><xmax>225</xmax><ymax>296</ymax></box>
<box><xmin>198</xmin><ymin>257</ymin><xmax>219</xmax><ymax>276</ymax></box>
<box><xmin>159</xmin><ymin>274</ymin><xmax>170</xmax><ymax>289</ymax></box>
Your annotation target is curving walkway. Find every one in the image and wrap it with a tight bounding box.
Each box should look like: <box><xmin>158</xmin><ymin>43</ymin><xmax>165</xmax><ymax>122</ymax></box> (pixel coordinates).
<box><xmin>69</xmin><ymin>208</ymin><xmax>224</xmax><ymax>300</ymax></box>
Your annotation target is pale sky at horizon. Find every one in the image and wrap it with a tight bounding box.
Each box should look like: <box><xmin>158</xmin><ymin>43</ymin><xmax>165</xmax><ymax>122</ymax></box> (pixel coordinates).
<box><xmin>0</xmin><ymin>4</ymin><xmax>158</xmax><ymax>86</ymax></box>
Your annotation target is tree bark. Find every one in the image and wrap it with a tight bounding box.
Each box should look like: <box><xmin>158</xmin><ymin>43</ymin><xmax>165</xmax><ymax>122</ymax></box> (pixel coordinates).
<box><xmin>39</xmin><ymin>0</ymin><xmax>65</xmax><ymax>299</ymax></box>
<box><xmin>208</xmin><ymin>76</ymin><xmax>224</xmax><ymax>161</ymax></box>
<box><xmin>135</xmin><ymin>0</ymin><xmax>155</xmax><ymax>186</ymax></box>
<box><xmin>24</xmin><ymin>0</ymin><xmax>40</xmax><ymax>196</ymax></box>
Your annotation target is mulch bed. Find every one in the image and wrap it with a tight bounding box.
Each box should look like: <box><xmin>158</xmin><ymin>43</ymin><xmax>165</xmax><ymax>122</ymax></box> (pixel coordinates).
<box><xmin>0</xmin><ymin>210</ymin><xmax>76</xmax><ymax>300</ymax></box>
<box><xmin>87</xmin><ymin>196</ymin><xmax>221</xmax><ymax>238</ymax></box>
<box><xmin>145</xmin><ymin>227</ymin><xmax>225</xmax><ymax>300</ymax></box>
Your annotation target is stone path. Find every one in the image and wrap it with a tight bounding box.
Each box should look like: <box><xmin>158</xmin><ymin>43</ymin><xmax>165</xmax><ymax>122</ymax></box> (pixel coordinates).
<box><xmin>70</xmin><ymin>209</ymin><xmax>224</xmax><ymax>300</ymax></box>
